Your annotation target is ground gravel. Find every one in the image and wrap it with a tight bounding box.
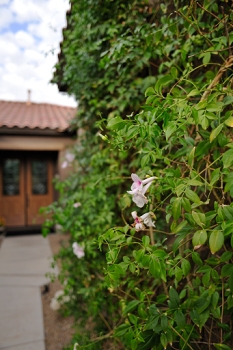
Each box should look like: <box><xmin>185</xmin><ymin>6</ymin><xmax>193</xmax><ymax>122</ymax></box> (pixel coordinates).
<box><xmin>41</xmin><ymin>233</ymin><xmax>75</xmax><ymax>350</ymax></box>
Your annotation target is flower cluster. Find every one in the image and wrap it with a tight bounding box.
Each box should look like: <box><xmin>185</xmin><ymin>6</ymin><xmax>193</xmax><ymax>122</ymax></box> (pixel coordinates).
<box><xmin>50</xmin><ymin>289</ymin><xmax>70</xmax><ymax>311</ymax></box>
<box><xmin>127</xmin><ymin>173</ymin><xmax>156</xmax><ymax>208</ymax></box>
<box><xmin>72</xmin><ymin>242</ymin><xmax>85</xmax><ymax>258</ymax></box>
<box><xmin>127</xmin><ymin>173</ymin><xmax>156</xmax><ymax>232</ymax></box>
<box><xmin>61</xmin><ymin>152</ymin><xmax>75</xmax><ymax>169</ymax></box>
<box><xmin>73</xmin><ymin>202</ymin><xmax>81</xmax><ymax>208</ymax></box>
<box><xmin>131</xmin><ymin>211</ymin><xmax>155</xmax><ymax>231</ymax></box>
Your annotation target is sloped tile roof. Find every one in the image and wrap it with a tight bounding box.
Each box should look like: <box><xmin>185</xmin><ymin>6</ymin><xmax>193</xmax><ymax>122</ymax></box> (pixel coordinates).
<box><xmin>0</xmin><ymin>100</ymin><xmax>77</xmax><ymax>132</ymax></box>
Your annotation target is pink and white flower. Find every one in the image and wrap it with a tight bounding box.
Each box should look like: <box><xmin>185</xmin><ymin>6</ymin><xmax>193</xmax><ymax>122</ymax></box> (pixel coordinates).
<box><xmin>73</xmin><ymin>202</ymin><xmax>81</xmax><ymax>208</ymax></box>
<box><xmin>72</xmin><ymin>242</ymin><xmax>85</xmax><ymax>258</ymax></box>
<box><xmin>127</xmin><ymin>173</ymin><xmax>156</xmax><ymax>208</ymax></box>
<box><xmin>131</xmin><ymin>211</ymin><xmax>155</xmax><ymax>231</ymax></box>
<box><xmin>61</xmin><ymin>152</ymin><xmax>75</xmax><ymax>168</ymax></box>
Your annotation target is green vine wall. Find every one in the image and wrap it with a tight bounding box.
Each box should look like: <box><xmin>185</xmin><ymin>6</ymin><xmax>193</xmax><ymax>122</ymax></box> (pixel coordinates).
<box><xmin>43</xmin><ymin>1</ymin><xmax>233</xmax><ymax>349</ymax></box>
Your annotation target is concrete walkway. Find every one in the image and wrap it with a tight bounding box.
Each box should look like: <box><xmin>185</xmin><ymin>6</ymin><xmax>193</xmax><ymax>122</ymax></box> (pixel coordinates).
<box><xmin>0</xmin><ymin>234</ymin><xmax>58</xmax><ymax>350</ymax></box>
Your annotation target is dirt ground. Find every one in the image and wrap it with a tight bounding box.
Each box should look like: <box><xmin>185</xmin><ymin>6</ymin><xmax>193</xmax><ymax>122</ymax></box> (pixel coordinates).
<box><xmin>41</xmin><ymin>233</ymin><xmax>75</xmax><ymax>350</ymax></box>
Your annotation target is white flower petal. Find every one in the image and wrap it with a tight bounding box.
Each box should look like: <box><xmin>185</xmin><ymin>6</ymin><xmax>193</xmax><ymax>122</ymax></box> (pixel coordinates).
<box><xmin>131</xmin><ymin>173</ymin><xmax>142</xmax><ymax>182</ymax></box>
<box><xmin>66</xmin><ymin>153</ymin><xmax>75</xmax><ymax>162</ymax></box>
<box><xmin>132</xmin><ymin>193</ymin><xmax>148</xmax><ymax>208</ymax></box>
<box><xmin>141</xmin><ymin>176</ymin><xmax>156</xmax><ymax>185</ymax></box>
<box><xmin>61</xmin><ymin>160</ymin><xmax>68</xmax><ymax>168</ymax></box>
<box><xmin>141</xmin><ymin>181</ymin><xmax>153</xmax><ymax>195</ymax></box>
<box><xmin>135</xmin><ymin>222</ymin><xmax>144</xmax><ymax>231</ymax></box>
<box><xmin>131</xmin><ymin>211</ymin><xmax>138</xmax><ymax>219</ymax></box>
<box><xmin>127</xmin><ymin>188</ymin><xmax>138</xmax><ymax>195</ymax></box>
<box><xmin>50</xmin><ymin>298</ymin><xmax>60</xmax><ymax>311</ymax></box>
<box><xmin>144</xmin><ymin>217</ymin><xmax>155</xmax><ymax>227</ymax></box>
<box><xmin>140</xmin><ymin>212</ymin><xmax>150</xmax><ymax>220</ymax></box>
<box><xmin>72</xmin><ymin>242</ymin><xmax>85</xmax><ymax>258</ymax></box>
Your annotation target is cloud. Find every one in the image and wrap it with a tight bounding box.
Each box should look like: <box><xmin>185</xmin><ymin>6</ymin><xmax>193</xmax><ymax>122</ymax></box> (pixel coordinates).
<box><xmin>0</xmin><ymin>7</ymin><xmax>14</xmax><ymax>30</ymax></box>
<box><xmin>0</xmin><ymin>0</ymin><xmax>76</xmax><ymax>107</ymax></box>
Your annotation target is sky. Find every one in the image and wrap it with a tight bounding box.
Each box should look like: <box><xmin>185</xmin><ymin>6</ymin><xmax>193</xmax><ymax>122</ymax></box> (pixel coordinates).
<box><xmin>0</xmin><ymin>0</ymin><xmax>77</xmax><ymax>107</ymax></box>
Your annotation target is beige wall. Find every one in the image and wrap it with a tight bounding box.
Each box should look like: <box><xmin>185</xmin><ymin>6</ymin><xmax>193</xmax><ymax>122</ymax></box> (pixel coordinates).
<box><xmin>0</xmin><ymin>134</ymin><xmax>76</xmax><ymax>180</ymax></box>
<box><xmin>0</xmin><ymin>135</ymin><xmax>74</xmax><ymax>151</ymax></box>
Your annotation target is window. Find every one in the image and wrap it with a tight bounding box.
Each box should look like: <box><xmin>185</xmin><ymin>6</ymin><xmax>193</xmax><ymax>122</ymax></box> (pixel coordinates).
<box><xmin>31</xmin><ymin>160</ymin><xmax>48</xmax><ymax>195</ymax></box>
<box><xmin>3</xmin><ymin>159</ymin><xmax>20</xmax><ymax>195</ymax></box>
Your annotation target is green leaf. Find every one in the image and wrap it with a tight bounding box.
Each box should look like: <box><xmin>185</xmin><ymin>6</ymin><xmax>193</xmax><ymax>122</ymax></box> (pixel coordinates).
<box><xmin>223</xmin><ymin>96</ymin><xmax>233</xmax><ymax>106</ymax></box>
<box><xmin>214</xmin><ymin>344</ymin><xmax>232</xmax><ymax>350</ymax></box>
<box><xmin>174</xmin><ymin>309</ymin><xmax>186</xmax><ymax>328</ymax></box>
<box><xmin>145</xmin><ymin>87</ymin><xmax>155</xmax><ymax>97</ymax></box>
<box><xmin>192</xmin><ymin>230</ymin><xmax>207</xmax><ymax>249</ymax></box>
<box><xmin>222</xmin><ymin>149</ymin><xmax>233</xmax><ymax>168</ymax></box>
<box><xmin>181</xmin><ymin>197</ymin><xmax>191</xmax><ymax>213</ymax></box>
<box><xmin>186</xmin><ymin>179</ymin><xmax>203</xmax><ymax>187</ymax></box>
<box><xmin>142</xmin><ymin>235</ymin><xmax>150</xmax><ymax>247</ymax></box>
<box><xmin>209</xmin><ymin>230</ymin><xmax>224</xmax><ymax>254</ymax></box>
<box><xmin>202</xmin><ymin>271</ymin><xmax>210</xmax><ymax>286</ymax></box>
<box><xmin>155</xmin><ymin>75</ymin><xmax>173</xmax><ymax>95</ymax></box>
<box><xmin>149</xmin><ymin>256</ymin><xmax>160</xmax><ymax>279</ymax></box>
<box><xmin>175</xmin><ymin>266</ymin><xmax>183</xmax><ymax>282</ymax></box>
<box><xmin>192</xmin><ymin>211</ymin><xmax>206</xmax><ymax>227</ymax></box>
<box><xmin>130</xmin><ymin>339</ymin><xmax>137</xmax><ymax>350</ymax></box>
<box><xmin>211</xmin><ymin>291</ymin><xmax>219</xmax><ymax>309</ymax></box>
<box><xmin>202</xmin><ymin>51</ymin><xmax>211</xmax><ymax>65</ymax></box>
<box><xmin>206</xmin><ymin>102</ymin><xmax>224</xmax><ymax>112</ymax></box>
<box><xmin>128</xmin><ymin>314</ymin><xmax>138</xmax><ymax>325</ymax></box>
<box><xmin>199</xmin><ymin>309</ymin><xmax>210</xmax><ymax>329</ymax></box>
<box><xmin>172</xmin><ymin>197</ymin><xmax>182</xmax><ymax>220</ymax></box>
<box><xmin>114</xmin><ymin>323</ymin><xmax>130</xmax><ymax>336</ymax></box>
<box><xmin>221</xmin><ymin>264</ymin><xmax>233</xmax><ymax>277</ymax></box>
<box><xmin>152</xmin><ymin>249</ymin><xmax>167</xmax><ymax>258</ymax></box>
<box><xmin>172</xmin><ymin>220</ymin><xmax>188</xmax><ymax>234</ymax></box>
<box><xmin>133</xmin><ymin>249</ymin><xmax>145</xmax><ymax>263</ymax></box>
<box><xmin>210</xmin><ymin>124</ymin><xmax>223</xmax><ymax>143</ymax></box>
<box><xmin>195</xmin><ymin>297</ymin><xmax>211</xmax><ymax>314</ymax></box>
<box><xmin>190</xmin><ymin>309</ymin><xmax>200</xmax><ymax>326</ymax></box>
<box><xmin>229</xmin><ymin>272</ymin><xmax>233</xmax><ymax>294</ymax></box>
<box><xmin>168</xmin><ymin>287</ymin><xmax>180</xmax><ymax>308</ymax></box>
<box><xmin>125</xmin><ymin>125</ymin><xmax>139</xmax><ymax>140</ymax></box>
<box><xmin>210</xmin><ymin>168</ymin><xmax>220</xmax><ymax>186</ymax></box>
<box><xmin>155</xmin><ymin>30</ymin><xmax>162</xmax><ymax>44</ymax></box>
<box><xmin>107</xmin><ymin>116</ymin><xmax>125</xmax><ymax>130</ymax></box>
<box><xmin>141</xmin><ymin>153</ymin><xmax>151</xmax><ymax>168</ymax></box>
<box><xmin>188</xmin><ymin>146</ymin><xmax>196</xmax><ymax>167</ymax></box>
<box><xmin>161</xmin><ymin>315</ymin><xmax>168</xmax><ymax>331</ymax></box>
<box><xmin>160</xmin><ymin>333</ymin><xmax>168</xmax><ymax>349</ymax></box>
<box><xmin>187</xmin><ymin>89</ymin><xmax>199</xmax><ymax>97</ymax></box>
<box><xmin>181</xmin><ymin>259</ymin><xmax>191</xmax><ymax>276</ymax></box>
<box><xmin>220</xmin><ymin>251</ymin><xmax>233</xmax><ymax>262</ymax></box>
<box><xmin>164</xmin><ymin>121</ymin><xmax>176</xmax><ymax>140</ymax></box>
<box><xmin>186</xmin><ymin>189</ymin><xmax>201</xmax><ymax>204</ymax></box>
<box><xmin>123</xmin><ymin>300</ymin><xmax>140</xmax><ymax>316</ymax></box>
<box><xmin>192</xmin><ymin>252</ymin><xmax>203</xmax><ymax>266</ymax></box>
<box><xmin>171</xmin><ymin>66</ymin><xmax>178</xmax><ymax>78</ymax></box>
<box><xmin>225</xmin><ymin>116</ymin><xmax>233</xmax><ymax>127</ymax></box>
<box><xmin>145</xmin><ymin>315</ymin><xmax>159</xmax><ymax>330</ymax></box>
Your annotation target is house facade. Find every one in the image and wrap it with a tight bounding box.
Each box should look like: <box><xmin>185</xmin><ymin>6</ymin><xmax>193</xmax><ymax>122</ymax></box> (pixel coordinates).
<box><xmin>0</xmin><ymin>99</ymin><xmax>76</xmax><ymax>230</ymax></box>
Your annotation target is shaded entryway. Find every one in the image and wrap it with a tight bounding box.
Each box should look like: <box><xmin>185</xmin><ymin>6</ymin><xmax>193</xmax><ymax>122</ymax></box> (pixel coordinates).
<box><xmin>0</xmin><ymin>151</ymin><xmax>57</xmax><ymax>228</ymax></box>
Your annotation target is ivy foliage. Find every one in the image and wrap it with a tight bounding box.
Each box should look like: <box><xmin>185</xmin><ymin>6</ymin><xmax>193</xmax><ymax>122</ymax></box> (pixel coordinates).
<box><xmin>45</xmin><ymin>0</ymin><xmax>233</xmax><ymax>349</ymax></box>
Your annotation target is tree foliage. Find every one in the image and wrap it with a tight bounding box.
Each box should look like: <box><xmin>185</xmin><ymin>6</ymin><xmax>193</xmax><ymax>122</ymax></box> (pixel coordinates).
<box><xmin>44</xmin><ymin>1</ymin><xmax>233</xmax><ymax>349</ymax></box>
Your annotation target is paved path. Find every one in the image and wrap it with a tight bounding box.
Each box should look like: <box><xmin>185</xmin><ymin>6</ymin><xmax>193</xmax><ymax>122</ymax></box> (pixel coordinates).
<box><xmin>0</xmin><ymin>234</ymin><xmax>58</xmax><ymax>350</ymax></box>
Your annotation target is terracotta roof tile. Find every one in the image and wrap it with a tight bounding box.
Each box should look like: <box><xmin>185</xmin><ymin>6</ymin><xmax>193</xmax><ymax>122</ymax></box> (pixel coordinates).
<box><xmin>0</xmin><ymin>100</ymin><xmax>77</xmax><ymax>132</ymax></box>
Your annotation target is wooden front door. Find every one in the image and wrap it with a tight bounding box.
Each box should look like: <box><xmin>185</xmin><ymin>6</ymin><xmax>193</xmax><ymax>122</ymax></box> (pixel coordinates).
<box><xmin>0</xmin><ymin>152</ymin><xmax>55</xmax><ymax>227</ymax></box>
